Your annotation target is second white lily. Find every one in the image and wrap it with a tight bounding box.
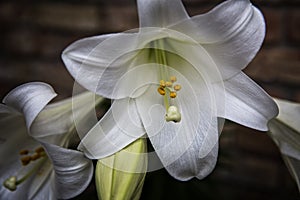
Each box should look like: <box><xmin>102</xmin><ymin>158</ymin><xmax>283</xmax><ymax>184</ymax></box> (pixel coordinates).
<box><xmin>0</xmin><ymin>82</ymin><xmax>101</xmax><ymax>199</ymax></box>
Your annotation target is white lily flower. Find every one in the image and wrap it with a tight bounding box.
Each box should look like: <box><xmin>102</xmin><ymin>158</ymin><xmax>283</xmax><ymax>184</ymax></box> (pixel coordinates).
<box><xmin>62</xmin><ymin>0</ymin><xmax>278</xmax><ymax>180</ymax></box>
<box><xmin>268</xmin><ymin>99</ymin><xmax>300</xmax><ymax>192</ymax></box>
<box><xmin>0</xmin><ymin>82</ymin><xmax>98</xmax><ymax>199</ymax></box>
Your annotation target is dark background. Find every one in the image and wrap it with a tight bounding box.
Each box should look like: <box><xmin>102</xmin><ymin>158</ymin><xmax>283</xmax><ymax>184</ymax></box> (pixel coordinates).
<box><xmin>0</xmin><ymin>0</ymin><xmax>299</xmax><ymax>199</ymax></box>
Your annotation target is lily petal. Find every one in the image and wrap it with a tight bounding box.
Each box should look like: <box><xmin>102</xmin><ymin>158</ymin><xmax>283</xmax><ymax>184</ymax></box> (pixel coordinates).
<box><xmin>28</xmin><ymin>161</ymin><xmax>54</xmax><ymax>200</ymax></box>
<box><xmin>167</xmin><ymin>143</ymin><xmax>219</xmax><ymax>181</ymax></box>
<box><xmin>282</xmin><ymin>155</ymin><xmax>300</xmax><ymax>192</ymax></box>
<box><xmin>31</xmin><ymin>92</ymin><xmax>101</xmax><ymax>140</ymax></box>
<box><xmin>268</xmin><ymin>119</ymin><xmax>300</xmax><ymax>160</ymax></box>
<box><xmin>62</xmin><ymin>32</ymin><xmax>150</xmax><ymax>99</ymax></box>
<box><xmin>136</xmin><ymin>65</ymin><xmax>219</xmax><ymax>179</ymax></box>
<box><xmin>137</xmin><ymin>0</ymin><xmax>189</xmax><ymax>27</ymax></box>
<box><xmin>172</xmin><ymin>0</ymin><xmax>265</xmax><ymax>79</ymax></box>
<box><xmin>274</xmin><ymin>98</ymin><xmax>300</xmax><ymax>132</ymax></box>
<box><xmin>42</xmin><ymin>142</ymin><xmax>93</xmax><ymax>199</ymax></box>
<box><xmin>30</xmin><ymin>178</ymin><xmax>56</xmax><ymax>200</ymax></box>
<box><xmin>267</xmin><ymin>99</ymin><xmax>300</xmax><ymax>192</ymax></box>
<box><xmin>2</xmin><ymin>82</ymin><xmax>57</xmax><ymax>129</ymax></box>
<box><xmin>78</xmin><ymin>98</ymin><xmax>145</xmax><ymax>159</ymax></box>
<box><xmin>216</xmin><ymin>72</ymin><xmax>278</xmax><ymax>131</ymax></box>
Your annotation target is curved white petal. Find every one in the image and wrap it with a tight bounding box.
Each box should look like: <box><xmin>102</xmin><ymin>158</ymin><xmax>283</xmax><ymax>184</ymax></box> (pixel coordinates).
<box><xmin>267</xmin><ymin>99</ymin><xmax>300</xmax><ymax>191</ymax></box>
<box><xmin>28</xmin><ymin>161</ymin><xmax>54</xmax><ymax>200</ymax></box>
<box><xmin>30</xmin><ymin>175</ymin><xmax>56</xmax><ymax>200</ymax></box>
<box><xmin>137</xmin><ymin>0</ymin><xmax>189</xmax><ymax>27</ymax></box>
<box><xmin>62</xmin><ymin>33</ymin><xmax>118</xmax><ymax>86</ymax></box>
<box><xmin>171</xmin><ymin>0</ymin><xmax>265</xmax><ymax>79</ymax></box>
<box><xmin>78</xmin><ymin>98</ymin><xmax>145</xmax><ymax>159</ymax></box>
<box><xmin>2</xmin><ymin>82</ymin><xmax>57</xmax><ymax>129</ymax></box>
<box><xmin>42</xmin><ymin>142</ymin><xmax>93</xmax><ymax>199</ymax></box>
<box><xmin>62</xmin><ymin>32</ymin><xmax>153</xmax><ymax>99</ymax></box>
<box><xmin>282</xmin><ymin>155</ymin><xmax>300</xmax><ymax>192</ymax></box>
<box><xmin>136</xmin><ymin>65</ymin><xmax>219</xmax><ymax>179</ymax></box>
<box><xmin>216</xmin><ymin>72</ymin><xmax>278</xmax><ymax>131</ymax></box>
<box><xmin>167</xmin><ymin>143</ymin><xmax>218</xmax><ymax>181</ymax></box>
<box><xmin>274</xmin><ymin>98</ymin><xmax>300</xmax><ymax>132</ymax></box>
<box><xmin>268</xmin><ymin>119</ymin><xmax>300</xmax><ymax>160</ymax></box>
<box><xmin>31</xmin><ymin>92</ymin><xmax>101</xmax><ymax>140</ymax></box>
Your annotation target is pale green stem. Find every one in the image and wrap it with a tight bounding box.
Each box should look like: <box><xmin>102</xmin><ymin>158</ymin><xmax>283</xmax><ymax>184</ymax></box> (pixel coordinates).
<box><xmin>154</xmin><ymin>39</ymin><xmax>170</xmax><ymax>111</ymax></box>
<box><xmin>16</xmin><ymin>156</ymin><xmax>47</xmax><ymax>185</ymax></box>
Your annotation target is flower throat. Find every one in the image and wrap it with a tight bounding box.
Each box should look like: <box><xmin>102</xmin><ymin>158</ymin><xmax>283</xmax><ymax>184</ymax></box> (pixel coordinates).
<box><xmin>153</xmin><ymin>39</ymin><xmax>181</xmax><ymax>123</ymax></box>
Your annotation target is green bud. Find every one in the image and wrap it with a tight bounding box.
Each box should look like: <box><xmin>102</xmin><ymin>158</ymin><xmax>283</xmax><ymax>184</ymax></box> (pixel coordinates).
<box><xmin>95</xmin><ymin>138</ymin><xmax>148</xmax><ymax>200</ymax></box>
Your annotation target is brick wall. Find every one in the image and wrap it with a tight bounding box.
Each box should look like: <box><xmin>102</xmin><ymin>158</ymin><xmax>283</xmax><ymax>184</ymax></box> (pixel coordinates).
<box><xmin>0</xmin><ymin>0</ymin><xmax>299</xmax><ymax>199</ymax></box>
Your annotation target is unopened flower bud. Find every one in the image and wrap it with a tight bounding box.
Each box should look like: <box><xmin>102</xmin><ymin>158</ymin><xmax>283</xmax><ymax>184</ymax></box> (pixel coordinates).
<box><xmin>95</xmin><ymin>138</ymin><xmax>147</xmax><ymax>200</ymax></box>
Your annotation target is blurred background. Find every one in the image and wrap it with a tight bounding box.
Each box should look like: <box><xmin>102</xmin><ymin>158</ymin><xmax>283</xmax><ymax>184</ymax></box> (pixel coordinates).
<box><xmin>0</xmin><ymin>0</ymin><xmax>299</xmax><ymax>199</ymax></box>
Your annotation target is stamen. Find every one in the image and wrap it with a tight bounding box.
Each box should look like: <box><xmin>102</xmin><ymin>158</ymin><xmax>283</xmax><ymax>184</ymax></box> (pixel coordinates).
<box><xmin>31</xmin><ymin>152</ymin><xmax>40</xmax><ymax>161</ymax></box>
<box><xmin>35</xmin><ymin>147</ymin><xmax>45</xmax><ymax>153</ymax></box>
<box><xmin>157</xmin><ymin>87</ymin><xmax>166</xmax><ymax>95</ymax></box>
<box><xmin>159</xmin><ymin>80</ymin><xmax>166</xmax><ymax>87</ymax></box>
<box><xmin>21</xmin><ymin>156</ymin><xmax>32</xmax><ymax>166</ymax></box>
<box><xmin>170</xmin><ymin>91</ymin><xmax>177</xmax><ymax>98</ymax></box>
<box><xmin>174</xmin><ymin>84</ymin><xmax>181</xmax><ymax>91</ymax></box>
<box><xmin>165</xmin><ymin>81</ymin><xmax>172</xmax><ymax>87</ymax></box>
<box><xmin>165</xmin><ymin>106</ymin><xmax>181</xmax><ymax>123</ymax></box>
<box><xmin>156</xmin><ymin>76</ymin><xmax>182</xmax><ymax>122</ymax></box>
<box><xmin>19</xmin><ymin>149</ymin><xmax>29</xmax><ymax>155</ymax></box>
<box><xmin>170</xmin><ymin>76</ymin><xmax>177</xmax><ymax>83</ymax></box>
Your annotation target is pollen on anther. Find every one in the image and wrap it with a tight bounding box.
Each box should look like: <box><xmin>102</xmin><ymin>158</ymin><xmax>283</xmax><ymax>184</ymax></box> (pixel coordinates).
<box><xmin>21</xmin><ymin>156</ymin><xmax>32</xmax><ymax>166</ymax></box>
<box><xmin>157</xmin><ymin>87</ymin><xmax>166</xmax><ymax>95</ymax></box>
<box><xmin>165</xmin><ymin>81</ymin><xmax>172</xmax><ymax>87</ymax></box>
<box><xmin>170</xmin><ymin>91</ymin><xmax>177</xmax><ymax>98</ymax></box>
<box><xmin>159</xmin><ymin>80</ymin><xmax>166</xmax><ymax>87</ymax></box>
<box><xmin>35</xmin><ymin>147</ymin><xmax>45</xmax><ymax>153</ymax></box>
<box><xmin>19</xmin><ymin>149</ymin><xmax>29</xmax><ymax>155</ymax></box>
<box><xmin>170</xmin><ymin>76</ymin><xmax>177</xmax><ymax>83</ymax></box>
<box><xmin>174</xmin><ymin>84</ymin><xmax>181</xmax><ymax>91</ymax></box>
<box><xmin>31</xmin><ymin>153</ymin><xmax>40</xmax><ymax>161</ymax></box>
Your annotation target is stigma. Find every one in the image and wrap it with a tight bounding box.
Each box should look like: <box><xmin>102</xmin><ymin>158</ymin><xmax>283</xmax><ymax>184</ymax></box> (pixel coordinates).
<box><xmin>165</xmin><ymin>106</ymin><xmax>181</xmax><ymax>123</ymax></box>
<box><xmin>157</xmin><ymin>76</ymin><xmax>182</xmax><ymax>123</ymax></box>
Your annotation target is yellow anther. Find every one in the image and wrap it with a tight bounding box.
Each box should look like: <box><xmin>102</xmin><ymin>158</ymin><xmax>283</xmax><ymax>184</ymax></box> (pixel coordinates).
<box><xmin>165</xmin><ymin>81</ymin><xmax>172</xmax><ymax>87</ymax></box>
<box><xmin>3</xmin><ymin>176</ymin><xmax>17</xmax><ymax>191</ymax></box>
<box><xmin>159</xmin><ymin>80</ymin><xmax>166</xmax><ymax>87</ymax></box>
<box><xmin>157</xmin><ymin>87</ymin><xmax>166</xmax><ymax>95</ymax></box>
<box><xmin>170</xmin><ymin>76</ymin><xmax>177</xmax><ymax>83</ymax></box>
<box><xmin>19</xmin><ymin>149</ymin><xmax>29</xmax><ymax>155</ymax></box>
<box><xmin>174</xmin><ymin>84</ymin><xmax>181</xmax><ymax>91</ymax></box>
<box><xmin>31</xmin><ymin>153</ymin><xmax>40</xmax><ymax>161</ymax></box>
<box><xmin>35</xmin><ymin>147</ymin><xmax>44</xmax><ymax>153</ymax></box>
<box><xmin>21</xmin><ymin>156</ymin><xmax>32</xmax><ymax>166</ymax></box>
<box><xmin>170</xmin><ymin>91</ymin><xmax>177</xmax><ymax>98</ymax></box>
